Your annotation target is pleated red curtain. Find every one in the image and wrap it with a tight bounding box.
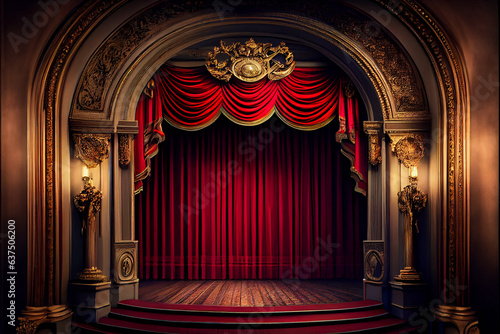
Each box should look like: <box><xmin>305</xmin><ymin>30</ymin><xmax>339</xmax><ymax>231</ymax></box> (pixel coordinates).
<box><xmin>134</xmin><ymin>65</ymin><xmax>368</xmax><ymax>280</ymax></box>
<box><xmin>136</xmin><ymin>116</ymin><xmax>366</xmax><ymax>280</ymax></box>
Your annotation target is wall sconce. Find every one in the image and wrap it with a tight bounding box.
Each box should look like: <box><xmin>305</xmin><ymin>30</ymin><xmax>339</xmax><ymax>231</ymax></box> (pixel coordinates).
<box><xmin>394</xmin><ymin>135</ymin><xmax>427</xmax><ymax>282</ymax></box>
<box><xmin>74</xmin><ymin>164</ymin><xmax>107</xmax><ymax>282</ymax></box>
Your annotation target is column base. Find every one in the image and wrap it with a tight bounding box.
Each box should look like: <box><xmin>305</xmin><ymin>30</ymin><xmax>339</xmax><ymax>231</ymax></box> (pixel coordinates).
<box><xmin>16</xmin><ymin>305</ymin><xmax>72</xmax><ymax>334</ymax></box>
<box><xmin>70</xmin><ymin>280</ymin><xmax>111</xmax><ymax>322</ymax></box>
<box><xmin>394</xmin><ymin>267</ymin><xmax>422</xmax><ymax>282</ymax></box>
<box><xmin>433</xmin><ymin>305</ymin><xmax>480</xmax><ymax>333</ymax></box>
<box><xmin>390</xmin><ymin>280</ymin><xmax>427</xmax><ymax>320</ymax></box>
<box><xmin>76</xmin><ymin>267</ymin><xmax>109</xmax><ymax>283</ymax></box>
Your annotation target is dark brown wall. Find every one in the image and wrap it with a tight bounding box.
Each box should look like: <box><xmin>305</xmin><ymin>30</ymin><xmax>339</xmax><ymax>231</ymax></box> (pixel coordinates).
<box><xmin>420</xmin><ymin>0</ymin><xmax>499</xmax><ymax>331</ymax></box>
<box><xmin>1</xmin><ymin>1</ymin><xmax>79</xmax><ymax>333</ymax></box>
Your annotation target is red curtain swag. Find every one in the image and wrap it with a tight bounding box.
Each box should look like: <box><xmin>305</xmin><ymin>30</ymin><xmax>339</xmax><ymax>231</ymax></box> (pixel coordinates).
<box><xmin>136</xmin><ymin>116</ymin><xmax>366</xmax><ymax>280</ymax></box>
<box><xmin>134</xmin><ymin>66</ymin><xmax>367</xmax><ymax>194</ymax></box>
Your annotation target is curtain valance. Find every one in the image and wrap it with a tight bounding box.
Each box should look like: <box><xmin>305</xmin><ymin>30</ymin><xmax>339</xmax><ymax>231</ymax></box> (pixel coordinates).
<box><xmin>134</xmin><ymin>65</ymin><xmax>367</xmax><ymax>195</ymax></box>
<box><xmin>155</xmin><ymin>66</ymin><xmax>341</xmax><ymax>130</ymax></box>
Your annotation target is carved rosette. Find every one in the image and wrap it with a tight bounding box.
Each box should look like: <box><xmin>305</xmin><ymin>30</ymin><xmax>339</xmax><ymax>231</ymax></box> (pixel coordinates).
<box><xmin>364</xmin><ymin>121</ymin><xmax>383</xmax><ymax>166</ymax></box>
<box><xmin>73</xmin><ymin>133</ymin><xmax>111</xmax><ymax>168</ymax></box>
<box><xmin>394</xmin><ymin>134</ymin><xmax>424</xmax><ymax>168</ymax></box>
<box><xmin>118</xmin><ymin>134</ymin><xmax>132</xmax><ymax>167</ymax></box>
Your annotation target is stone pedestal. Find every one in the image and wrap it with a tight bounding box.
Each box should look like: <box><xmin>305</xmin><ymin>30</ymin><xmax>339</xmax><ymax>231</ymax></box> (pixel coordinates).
<box><xmin>36</xmin><ymin>315</ymin><xmax>73</xmax><ymax>334</ymax></box>
<box><xmin>364</xmin><ymin>279</ymin><xmax>389</xmax><ymax>309</ymax></box>
<box><xmin>110</xmin><ymin>280</ymin><xmax>139</xmax><ymax>307</ymax></box>
<box><xmin>70</xmin><ymin>281</ymin><xmax>111</xmax><ymax>323</ymax></box>
<box><xmin>390</xmin><ymin>281</ymin><xmax>427</xmax><ymax>320</ymax></box>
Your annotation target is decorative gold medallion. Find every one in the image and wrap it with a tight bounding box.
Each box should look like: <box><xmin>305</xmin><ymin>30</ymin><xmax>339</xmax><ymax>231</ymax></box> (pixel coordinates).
<box><xmin>394</xmin><ymin>134</ymin><xmax>424</xmax><ymax>168</ymax></box>
<box><xmin>73</xmin><ymin>133</ymin><xmax>111</xmax><ymax>168</ymax></box>
<box><xmin>206</xmin><ymin>38</ymin><xmax>295</xmax><ymax>82</ymax></box>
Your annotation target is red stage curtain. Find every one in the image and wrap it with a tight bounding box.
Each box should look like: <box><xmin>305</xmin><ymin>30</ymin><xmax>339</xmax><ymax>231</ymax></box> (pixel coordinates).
<box><xmin>136</xmin><ymin>116</ymin><xmax>366</xmax><ymax>280</ymax></box>
<box><xmin>134</xmin><ymin>66</ymin><xmax>366</xmax><ymax>194</ymax></box>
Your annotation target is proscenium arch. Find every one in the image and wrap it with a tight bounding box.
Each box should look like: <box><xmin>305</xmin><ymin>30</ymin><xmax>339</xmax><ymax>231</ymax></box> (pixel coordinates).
<box><xmin>69</xmin><ymin>3</ymin><xmax>429</xmax><ymax>292</ymax></box>
<box><xmin>30</xmin><ymin>0</ymin><xmax>471</xmax><ymax>320</ymax></box>
<box><xmin>107</xmin><ymin>12</ymin><xmax>393</xmax><ymax>125</ymax></box>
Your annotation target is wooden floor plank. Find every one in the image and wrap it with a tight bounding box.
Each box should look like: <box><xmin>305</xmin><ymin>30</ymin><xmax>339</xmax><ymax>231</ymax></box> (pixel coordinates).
<box><xmin>139</xmin><ymin>279</ymin><xmax>363</xmax><ymax>307</ymax></box>
<box><xmin>164</xmin><ymin>281</ymin><xmax>204</xmax><ymax>304</ymax></box>
<box><xmin>220</xmin><ymin>280</ymin><xmax>236</xmax><ymax>306</ymax></box>
<box><xmin>249</xmin><ymin>280</ymin><xmax>265</xmax><ymax>307</ymax></box>
<box><xmin>202</xmin><ymin>281</ymin><xmax>225</xmax><ymax>305</ymax></box>
<box><xmin>269</xmin><ymin>280</ymin><xmax>294</xmax><ymax>305</ymax></box>
<box><xmin>262</xmin><ymin>280</ymin><xmax>285</xmax><ymax>306</ymax></box>
<box><xmin>231</xmin><ymin>280</ymin><xmax>242</xmax><ymax>306</ymax></box>
<box><xmin>177</xmin><ymin>281</ymin><xmax>211</xmax><ymax>304</ymax></box>
<box><xmin>240</xmin><ymin>280</ymin><xmax>253</xmax><ymax>306</ymax></box>
<box><xmin>192</xmin><ymin>281</ymin><xmax>218</xmax><ymax>305</ymax></box>
<box><xmin>213</xmin><ymin>281</ymin><xmax>231</xmax><ymax>306</ymax></box>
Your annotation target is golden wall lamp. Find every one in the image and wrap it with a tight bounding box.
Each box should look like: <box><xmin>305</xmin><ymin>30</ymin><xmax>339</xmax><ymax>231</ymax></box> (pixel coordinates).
<box><xmin>394</xmin><ymin>134</ymin><xmax>427</xmax><ymax>282</ymax></box>
<box><xmin>73</xmin><ymin>134</ymin><xmax>110</xmax><ymax>282</ymax></box>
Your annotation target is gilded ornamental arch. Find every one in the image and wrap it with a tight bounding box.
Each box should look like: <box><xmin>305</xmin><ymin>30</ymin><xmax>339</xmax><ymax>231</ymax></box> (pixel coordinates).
<box><xmin>28</xmin><ymin>0</ymin><xmax>472</xmax><ymax>331</ymax></box>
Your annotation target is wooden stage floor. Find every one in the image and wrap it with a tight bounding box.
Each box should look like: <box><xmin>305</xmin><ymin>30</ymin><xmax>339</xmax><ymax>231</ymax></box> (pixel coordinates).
<box><xmin>139</xmin><ymin>280</ymin><xmax>363</xmax><ymax>307</ymax></box>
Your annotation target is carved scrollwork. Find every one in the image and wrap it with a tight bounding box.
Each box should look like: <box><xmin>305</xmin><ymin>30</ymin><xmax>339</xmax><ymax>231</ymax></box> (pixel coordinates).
<box><xmin>394</xmin><ymin>134</ymin><xmax>424</xmax><ymax>168</ymax></box>
<box><xmin>364</xmin><ymin>121</ymin><xmax>383</xmax><ymax>165</ymax></box>
<box><xmin>118</xmin><ymin>134</ymin><xmax>131</xmax><ymax>167</ymax></box>
<box><xmin>73</xmin><ymin>133</ymin><xmax>111</xmax><ymax>168</ymax></box>
<box><xmin>206</xmin><ymin>38</ymin><xmax>295</xmax><ymax>82</ymax></box>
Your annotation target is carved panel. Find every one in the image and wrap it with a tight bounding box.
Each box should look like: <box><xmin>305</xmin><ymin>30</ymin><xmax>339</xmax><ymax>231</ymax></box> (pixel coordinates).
<box><xmin>324</xmin><ymin>4</ymin><xmax>427</xmax><ymax>117</ymax></box>
<box><xmin>363</xmin><ymin>240</ymin><xmax>385</xmax><ymax>282</ymax></box>
<box><xmin>118</xmin><ymin>134</ymin><xmax>132</xmax><ymax>167</ymax></box>
<box><xmin>74</xmin><ymin>1</ymin><xmax>212</xmax><ymax>114</ymax></box>
<box><xmin>114</xmin><ymin>241</ymin><xmax>138</xmax><ymax>284</ymax></box>
<box><xmin>73</xmin><ymin>133</ymin><xmax>111</xmax><ymax>168</ymax></box>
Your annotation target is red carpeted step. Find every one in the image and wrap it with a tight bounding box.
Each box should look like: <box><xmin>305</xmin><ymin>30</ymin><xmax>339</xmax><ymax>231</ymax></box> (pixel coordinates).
<box><xmin>118</xmin><ymin>298</ymin><xmax>383</xmax><ymax>314</ymax></box>
<box><xmin>80</xmin><ymin>299</ymin><xmax>420</xmax><ymax>333</ymax></box>
<box><xmin>98</xmin><ymin>316</ymin><xmax>408</xmax><ymax>333</ymax></box>
<box><xmin>108</xmin><ymin>307</ymin><xmax>388</xmax><ymax>326</ymax></box>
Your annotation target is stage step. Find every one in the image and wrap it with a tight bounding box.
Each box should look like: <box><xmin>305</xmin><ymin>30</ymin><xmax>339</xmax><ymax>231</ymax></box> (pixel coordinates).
<box><xmin>74</xmin><ymin>299</ymin><xmax>421</xmax><ymax>333</ymax></box>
